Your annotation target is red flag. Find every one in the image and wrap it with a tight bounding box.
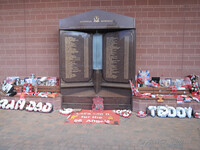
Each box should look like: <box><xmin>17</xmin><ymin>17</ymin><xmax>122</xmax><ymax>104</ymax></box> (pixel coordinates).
<box><xmin>129</xmin><ymin>80</ymin><xmax>141</xmax><ymax>96</ymax></box>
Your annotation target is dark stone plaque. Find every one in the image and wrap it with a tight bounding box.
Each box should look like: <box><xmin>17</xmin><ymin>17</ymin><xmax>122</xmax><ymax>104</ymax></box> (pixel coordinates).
<box><xmin>103</xmin><ymin>30</ymin><xmax>134</xmax><ymax>83</ymax></box>
<box><xmin>60</xmin><ymin>31</ymin><xmax>92</xmax><ymax>82</ymax></box>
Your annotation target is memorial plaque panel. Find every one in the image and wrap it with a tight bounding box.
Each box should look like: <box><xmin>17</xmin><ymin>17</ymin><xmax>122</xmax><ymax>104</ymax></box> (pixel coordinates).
<box><xmin>103</xmin><ymin>30</ymin><xmax>134</xmax><ymax>83</ymax></box>
<box><xmin>60</xmin><ymin>31</ymin><xmax>92</xmax><ymax>82</ymax></box>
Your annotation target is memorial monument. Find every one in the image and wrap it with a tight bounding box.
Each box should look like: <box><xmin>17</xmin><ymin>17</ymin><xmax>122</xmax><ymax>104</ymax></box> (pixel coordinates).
<box><xmin>59</xmin><ymin>10</ymin><xmax>136</xmax><ymax>110</ymax></box>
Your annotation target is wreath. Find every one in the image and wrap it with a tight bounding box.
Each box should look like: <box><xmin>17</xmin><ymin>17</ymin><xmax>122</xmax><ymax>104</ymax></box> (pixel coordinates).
<box><xmin>23</xmin><ymin>83</ymin><xmax>33</xmax><ymax>93</ymax></box>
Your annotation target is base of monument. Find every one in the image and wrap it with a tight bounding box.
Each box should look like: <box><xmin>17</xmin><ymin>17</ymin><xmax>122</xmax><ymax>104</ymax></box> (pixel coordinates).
<box><xmin>132</xmin><ymin>96</ymin><xmax>200</xmax><ymax>113</ymax></box>
<box><xmin>61</xmin><ymin>87</ymin><xmax>132</xmax><ymax>110</ymax></box>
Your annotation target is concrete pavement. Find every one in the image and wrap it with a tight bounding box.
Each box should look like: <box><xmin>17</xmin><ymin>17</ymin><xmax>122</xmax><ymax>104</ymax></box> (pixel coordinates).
<box><xmin>0</xmin><ymin>109</ymin><xmax>200</xmax><ymax>150</ymax></box>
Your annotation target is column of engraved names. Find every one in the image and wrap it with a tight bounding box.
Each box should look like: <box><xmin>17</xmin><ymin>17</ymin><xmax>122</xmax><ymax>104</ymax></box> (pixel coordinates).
<box><xmin>105</xmin><ymin>37</ymin><xmax>120</xmax><ymax>79</ymax></box>
<box><xmin>65</xmin><ymin>36</ymin><xmax>81</xmax><ymax>79</ymax></box>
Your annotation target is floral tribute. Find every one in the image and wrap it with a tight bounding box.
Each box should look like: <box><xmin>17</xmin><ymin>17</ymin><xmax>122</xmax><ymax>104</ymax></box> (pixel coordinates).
<box><xmin>0</xmin><ymin>99</ymin><xmax>53</xmax><ymax>113</ymax></box>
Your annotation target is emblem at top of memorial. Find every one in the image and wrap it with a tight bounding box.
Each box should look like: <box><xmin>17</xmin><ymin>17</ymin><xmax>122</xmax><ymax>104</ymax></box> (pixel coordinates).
<box><xmin>94</xmin><ymin>16</ymin><xmax>100</xmax><ymax>23</ymax></box>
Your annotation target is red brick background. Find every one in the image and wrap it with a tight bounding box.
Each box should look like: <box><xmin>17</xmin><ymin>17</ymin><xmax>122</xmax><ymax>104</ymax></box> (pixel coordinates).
<box><xmin>0</xmin><ymin>0</ymin><xmax>200</xmax><ymax>82</ymax></box>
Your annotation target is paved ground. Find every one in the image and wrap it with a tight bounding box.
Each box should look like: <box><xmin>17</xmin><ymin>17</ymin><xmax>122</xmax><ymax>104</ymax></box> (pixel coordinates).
<box><xmin>0</xmin><ymin>109</ymin><xmax>200</xmax><ymax>150</ymax></box>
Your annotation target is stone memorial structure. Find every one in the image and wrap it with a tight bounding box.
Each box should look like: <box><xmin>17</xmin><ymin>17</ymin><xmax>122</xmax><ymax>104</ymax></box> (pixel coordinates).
<box><xmin>59</xmin><ymin>10</ymin><xmax>136</xmax><ymax>110</ymax></box>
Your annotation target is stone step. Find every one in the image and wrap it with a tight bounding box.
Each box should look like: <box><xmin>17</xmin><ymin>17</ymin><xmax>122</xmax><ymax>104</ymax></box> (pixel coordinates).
<box><xmin>62</xmin><ymin>103</ymin><xmax>131</xmax><ymax>110</ymax></box>
<box><xmin>62</xmin><ymin>96</ymin><xmax>131</xmax><ymax>104</ymax></box>
<box><xmin>61</xmin><ymin>88</ymin><xmax>132</xmax><ymax>110</ymax></box>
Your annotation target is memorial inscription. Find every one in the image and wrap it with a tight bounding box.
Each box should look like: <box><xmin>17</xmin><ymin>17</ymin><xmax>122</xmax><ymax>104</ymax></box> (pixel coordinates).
<box><xmin>105</xmin><ymin>37</ymin><xmax>120</xmax><ymax>79</ymax></box>
<box><xmin>103</xmin><ymin>30</ymin><xmax>133</xmax><ymax>83</ymax></box>
<box><xmin>65</xmin><ymin>36</ymin><xmax>81</xmax><ymax>79</ymax></box>
<box><xmin>124</xmin><ymin>36</ymin><xmax>129</xmax><ymax>80</ymax></box>
<box><xmin>61</xmin><ymin>31</ymin><xmax>92</xmax><ymax>82</ymax></box>
<box><xmin>84</xmin><ymin>38</ymin><xmax>89</xmax><ymax>79</ymax></box>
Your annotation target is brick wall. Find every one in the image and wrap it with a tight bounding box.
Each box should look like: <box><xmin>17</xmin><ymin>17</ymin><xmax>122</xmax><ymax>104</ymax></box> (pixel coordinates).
<box><xmin>0</xmin><ymin>0</ymin><xmax>200</xmax><ymax>82</ymax></box>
